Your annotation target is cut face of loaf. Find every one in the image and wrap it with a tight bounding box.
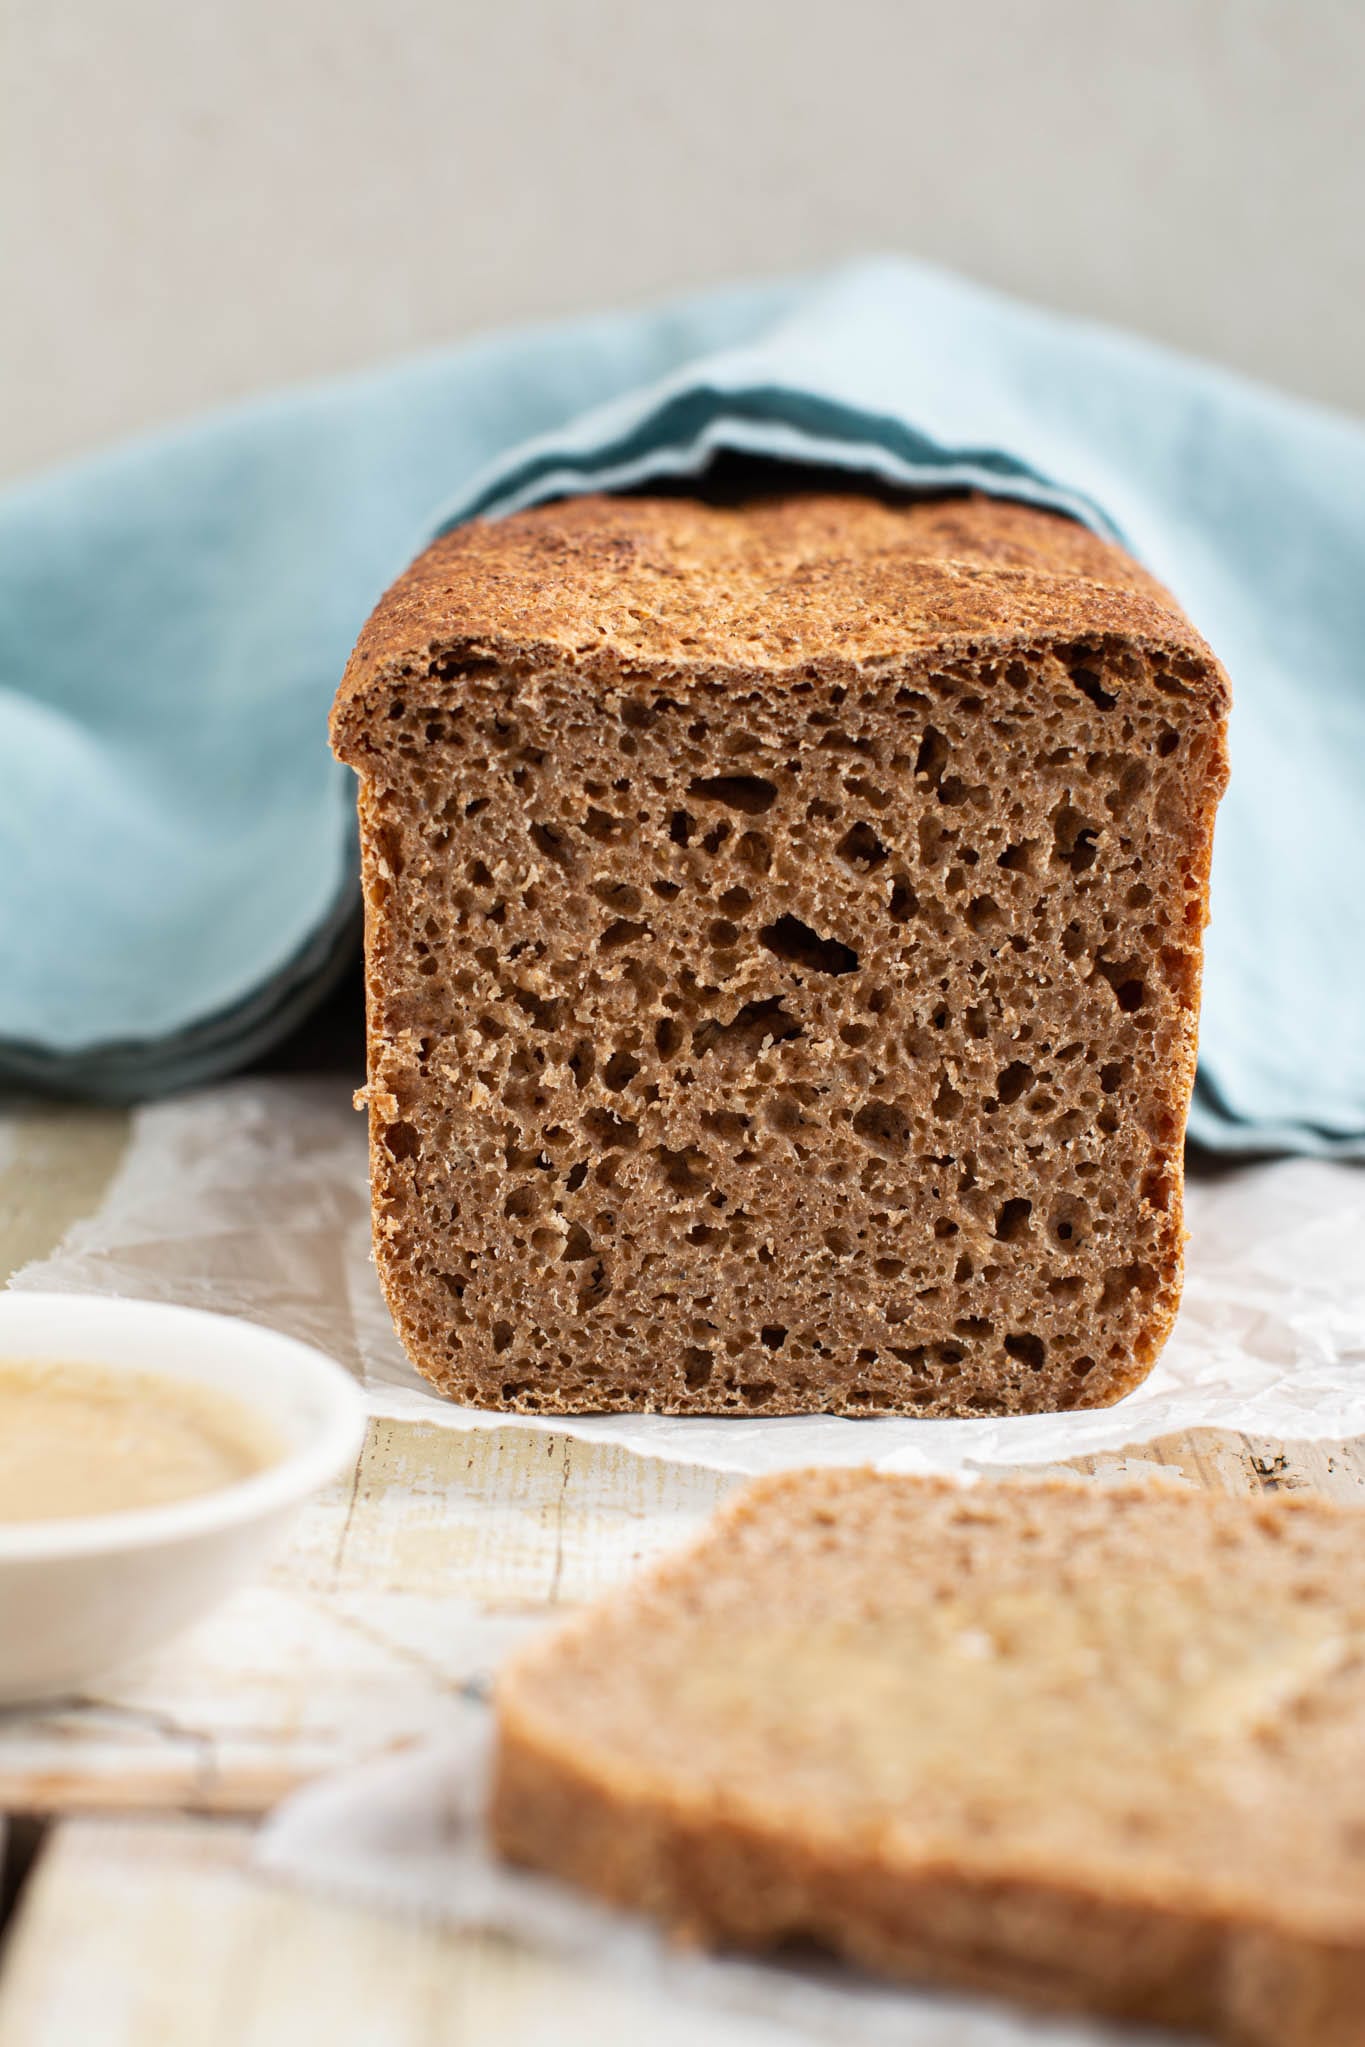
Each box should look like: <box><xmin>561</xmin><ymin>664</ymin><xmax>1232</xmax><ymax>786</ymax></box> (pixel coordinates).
<box><xmin>331</xmin><ymin>492</ymin><xmax>1229</xmax><ymax>1415</ymax></box>
<box><xmin>491</xmin><ymin>1472</ymin><xmax>1365</xmax><ymax>2047</ymax></box>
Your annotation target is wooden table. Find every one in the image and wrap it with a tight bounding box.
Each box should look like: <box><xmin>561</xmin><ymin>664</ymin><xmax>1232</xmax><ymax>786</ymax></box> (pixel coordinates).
<box><xmin>1</xmin><ymin>1100</ymin><xmax>1362</xmax><ymax>2045</ymax></box>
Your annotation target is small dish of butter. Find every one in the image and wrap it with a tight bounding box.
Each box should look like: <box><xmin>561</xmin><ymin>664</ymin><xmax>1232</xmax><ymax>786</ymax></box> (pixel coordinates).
<box><xmin>0</xmin><ymin>1292</ymin><xmax>365</xmax><ymax>1705</ymax></box>
<box><xmin>0</xmin><ymin>1358</ymin><xmax>280</xmax><ymax>1523</ymax></box>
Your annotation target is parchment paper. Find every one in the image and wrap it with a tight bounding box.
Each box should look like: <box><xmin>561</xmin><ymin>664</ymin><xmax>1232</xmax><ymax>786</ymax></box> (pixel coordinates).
<box><xmin>257</xmin><ymin>1710</ymin><xmax>1189</xmax><ymax>2047</ymax></box>
<box><xmin>12</xmin><ymin>1076</ymin><xmax>1365</xmax><ymax>1474</ymax></box>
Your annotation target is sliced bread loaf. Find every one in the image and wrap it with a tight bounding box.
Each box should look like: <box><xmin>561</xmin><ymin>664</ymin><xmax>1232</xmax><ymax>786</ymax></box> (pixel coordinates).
<box><xmin>491</xmin><ymin>1470</ymin><xmax>1365</xmax><ymax>2046</ymax></box>
<box><xmin>331</xmin><ymin>491</ymin><xmax>1229</xmax><ymax>1414</ymax></box>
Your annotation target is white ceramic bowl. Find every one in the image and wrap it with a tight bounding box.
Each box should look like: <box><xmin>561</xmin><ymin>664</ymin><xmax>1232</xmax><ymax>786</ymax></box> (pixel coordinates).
<box><xmin>0</xmin><ymin>1292</ymin><xmax>367</xmax><ymax>1706</ymax></box>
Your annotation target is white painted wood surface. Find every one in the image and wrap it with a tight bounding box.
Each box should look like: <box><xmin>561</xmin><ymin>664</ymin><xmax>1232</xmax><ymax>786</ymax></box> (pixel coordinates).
<box><xmin>0</xmin><ymin>1817</ymin><xmax>747</xmax><ymax>2047</ymax></box>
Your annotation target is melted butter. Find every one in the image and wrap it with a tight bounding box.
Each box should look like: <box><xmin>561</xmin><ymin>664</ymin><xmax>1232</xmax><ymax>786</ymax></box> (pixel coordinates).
<box><xmin>0</xmin><ymin>1358</ymin><xmax>279</xmax><ymax>1523</ymax></box>
<box><xmin>670</xmin><ymin>1582</ymin><xmax>1348</xmax><ymax>1798</ymax></box>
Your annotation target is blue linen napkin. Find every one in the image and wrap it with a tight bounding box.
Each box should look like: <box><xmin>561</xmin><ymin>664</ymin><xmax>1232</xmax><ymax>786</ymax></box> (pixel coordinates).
<box><xmin>3</xmin><ymin>257</ymin><xmax>1363</xmax><ymax>1154</ymax></box>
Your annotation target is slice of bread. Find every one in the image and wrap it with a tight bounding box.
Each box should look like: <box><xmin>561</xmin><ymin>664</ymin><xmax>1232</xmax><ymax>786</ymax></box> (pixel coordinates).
<box><xmin>331</xmin><ymin>490</ymin><xmax>1229</xmax><ymax>1415</ymax></box>
<box><xmin>491</xmin><ymin>1471</ymin><xmax>1365</xmax><ymax>2045</ymax></box>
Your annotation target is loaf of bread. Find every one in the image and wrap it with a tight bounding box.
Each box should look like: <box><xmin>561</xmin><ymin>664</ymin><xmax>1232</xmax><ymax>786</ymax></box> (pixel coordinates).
<box><xmin>491</xmin><ymin>1470</ymin><xmax>1365</xmax><ymax>2046</ymax></box>
<box><xmin>331</xmin><ymin>491</ymin><xmax>1229</xmax><ymax>1415</ymax></box>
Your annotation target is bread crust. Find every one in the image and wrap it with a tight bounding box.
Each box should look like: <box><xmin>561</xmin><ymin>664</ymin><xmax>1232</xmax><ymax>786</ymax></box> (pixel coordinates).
<box><xmin>333</xmin><ymin>493</ymin><xmax>1227</xmax><ymax>750</ymax></box>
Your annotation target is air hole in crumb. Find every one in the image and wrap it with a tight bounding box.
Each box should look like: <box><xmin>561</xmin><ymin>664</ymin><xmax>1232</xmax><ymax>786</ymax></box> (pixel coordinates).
<box><xmin>513</xmin><ymin>988</ymin><xmax>564</xmax><ymax>1031</ymax></box>
<box><xmin>692</xmin><ymin>997</ymin><xmax>803</xmax><ymax>1063</ymax></box>
<box><xmin>915</xmin><ymin>727</ymin><xmax>949</xmax><ymax>783</ymax></box>
<box><xmin>996</xmin><ymin>1060</ymin><xmax>1034</xmax><ymax>1105</ymax></box>
<box><xmin>1005</xmin><ymin>1333</ymin><xmax>1047</xmax><ymax>1370</ymax></box>
<box><xmin>682</xmin><ymin>1347</ymin><xmax>713</xmax><ymax>1389</ymax></box>
<box><xmin>603</xmin><ymin>1051</ymin><xmax>640</xmax><ymax>1091</ymax></box>
<box><xmin>760</xmin><ymin>916</ymin><xmax>858</xmax><ymax>976</ymax></box>
<box><xmin>592</xmin><ymin>879</ymin><xmax>642</xmax><ymax>914</ymax></box>
<box><xmin>686</xmin><ymin>774</ymin><xmax>777</xmax><ymax>814</ymax></box>
<box><xmin>669</xmin><ymin>810</ymin><xmax>694</xmax><ymax>846</ymax></box>
<box><xmin>655</xmin><ymin>1017</ymin><xmax>683</xmax><ymax>1059</ymax></box>
<box><xmin>568</xmin><ymin>1041</ymin><xmax>595</xmax><ymax>1089</ymax></box>
<box><xmin>1094</xmin><ymin>958</ymin><xmax>1146</xmax><ymax>1012</ymax></box>
<box><xmin>581</xmin><ymin>1108</ymin><xmax>638</xmax><ymax>1149</ymax></box>
<box><xmin>852</xmin><ymin>1099</ymin><xmax>910</xmax><ymax>1155</ymax></box>
<box><xmin>599</xmin><ymin>918</ymin><xmax>648</xmax><ymax>950</ymax></box>
<box><xmin>1052</xmin><ymin>805</ymin><xmax>1099</xmax><ymax>874</ymax></box>
<box><xmin>655</xmin><ymin>1145</ymin><xmax>710</xmax><ymax>1196</ymax></box>
<box><xmin>1051</xmin><ymin>1198</ymin><xmax>1088</xmax><ymax>1245</ymax></box>
<box><xmin>763</xmin><ymin>1093</ymin><xmax>803</xmax><ymax>1136</ymax></box>
<box><xmin>888</xmin><ymin>876</ymin><xmax>919</xmax><ymax>923</ymax></box>
<box><xmin>375</xmin><ymin>825</ymin><xmax>405</xmax><ymax>879</ymax></box>
<box><xmin>994</xmin><ymin>1198</ymin><xmax>1033</xmax><ymax>1241</ymax></box>
<box><xmin>836</xmin><ymin>822</ymin><xmax>888</xmax><ymax>870</ymax></box>
<box><xmin>702</xmin><ymin>1109</ymin><xmax>749</xmax><ymax>1140</ymax></box>
<box><xmin>965</xmin><ymin>895</ymin><xmax>1002</xmax><ymax>934</ymax></box>
<box><xmin>561</xmin><ymin>1223</ymin><xmax>594</xmax><ymax>1262</ymax></box>
<box><xmin>1070</xmin><ymin>666</ymin><xmax>1118</xmax><ymax>710</ymax></box>
<box><xmin>735</xmin><ymin>831</ymin><xmax>772</xmax><ymax>874</ymax></box>
<box><xmin>492</xmin><ymin>1321</ymin><xmax>514</xmax><ymax>1354</ymax></box>
<box><xmin>529</xmin><ymin>821</ymin><xmax>575</xmax><ymax>868</ymax></box>
<box><xmin>1099</xmin><ymin>1261</ymin><xmax>1158</xmax><ymax>1312</ymax></box>
<box><xmin>383</xmin><ymin>1121</ymin><xmax>419</xmax><ymax>1162</ymax></box>
<box><xmin>933</xmin><ymin>1078</ymin><xmax>963</xmax><ymax>1119</ymax></box>
<box><xmin>582</xmin><ymin>807</ymin><xmax>624</xmax><ymax>842</ymax></box>
<box><xmin>565</xmin><ymin>1162</ymin><xmax>588</xmax><ymax>1192</ymax></box>
<box><xmin>760</xmin><ymin>1325</ymin><xmax>788</xmax><ymax>1350</ymax></box>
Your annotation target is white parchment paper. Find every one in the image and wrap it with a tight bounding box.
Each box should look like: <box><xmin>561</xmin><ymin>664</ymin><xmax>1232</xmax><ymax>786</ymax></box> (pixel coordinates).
<box><xmin>257</xmin><ymin>1711</ymin><xmax>1189</xmax><ymax>2047</ymax></box>
<box><xmin>11</xmin><ymin>1077</ymin><xmax>1365</xmax><ymax>1473</ymax></box>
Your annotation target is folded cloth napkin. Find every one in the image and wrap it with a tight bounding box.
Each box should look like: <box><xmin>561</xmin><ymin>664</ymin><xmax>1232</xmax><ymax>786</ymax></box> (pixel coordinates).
<box><xmin>3</xmin><ymin>258</ymin><xmax>1363</xmax><ymax>1154</ymax></box>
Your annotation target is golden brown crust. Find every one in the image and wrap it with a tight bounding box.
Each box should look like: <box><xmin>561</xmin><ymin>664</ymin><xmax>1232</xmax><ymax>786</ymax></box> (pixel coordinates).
<box><xmin>332</xmin><ymin>493</ymin><xmax>1228</xmax><ymax>755</ymax></box>
<box><xmin>492</xmin><ymin>1473</ymin><xmax>1365</xmax><ymax>2047</ymax></box>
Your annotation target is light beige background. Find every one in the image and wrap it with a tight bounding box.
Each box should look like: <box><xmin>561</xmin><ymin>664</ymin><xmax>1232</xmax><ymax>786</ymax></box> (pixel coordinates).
<box><xmin>4</xmin><ymin>0</ymin><xmax>1362</xmax><ymax>482</ymax></box>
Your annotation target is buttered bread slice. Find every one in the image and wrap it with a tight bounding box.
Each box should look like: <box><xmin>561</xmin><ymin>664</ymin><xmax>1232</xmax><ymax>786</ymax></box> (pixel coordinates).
<box><xmin>492</xmin><ymin>1470</ymin><xmax>1365</xmax><ymax>2045</ymax></box>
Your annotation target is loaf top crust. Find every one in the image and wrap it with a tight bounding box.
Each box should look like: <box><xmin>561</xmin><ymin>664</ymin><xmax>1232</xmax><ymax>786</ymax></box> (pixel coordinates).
<box><xmin>332</xmin><ymin>492</ymin><xmax>1229</xmax><ymax>750</ymax></box>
